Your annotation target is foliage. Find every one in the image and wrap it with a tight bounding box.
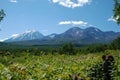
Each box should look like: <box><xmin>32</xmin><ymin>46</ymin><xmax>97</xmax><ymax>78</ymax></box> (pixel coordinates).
<box><xmin>81</xmin><ymin>44</ymin><xmax>108</xmax><ymax>53</ymax></box>
<box><xmin>0</xmin><ymin>50</ymin><xmax>119</xmax><ymax>80</ymax></box>
<box><xmin>0</xmin><ymin>38</ymin><xmax>120</xmax><ymax>79</ymax></box>
<box><xmin>113</xmin><ymin>0</ymin><xmax>120</xmax><ymax>25</ymax></box>
<box><xmin>109</xmin><ymin>37</ymin><xmax>120</xmax><ymax>49</ymax></box>
<box><xmin>1</xmin><ymin>37</ymin><xmax>120</xmax><ymax>55</ymax></box>
<box><xmin>59</xmin><ymin>43</ymin><xmax>76</xmax><ymax>55</ymax></box>
<box><xmin>89</xmin><ymin>61</ymin><xmax>103</xmax><ymax>79</ymax></box>
<box><xmin>79</xmin><ymin>37</ymin><xmax>120</xmax><ymax>53</ymax></box>
<box><xmin>0</xmin><ymin>9</ymin><xmax>5</xmax><ymax>22</ymax></box>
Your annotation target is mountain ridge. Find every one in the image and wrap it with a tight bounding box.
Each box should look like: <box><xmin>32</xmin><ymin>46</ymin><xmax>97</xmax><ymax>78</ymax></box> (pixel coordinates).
<box><xmin>4</xmin><ymin>27</ymin><xmax>120</xmax><ymax>45</ymax></box>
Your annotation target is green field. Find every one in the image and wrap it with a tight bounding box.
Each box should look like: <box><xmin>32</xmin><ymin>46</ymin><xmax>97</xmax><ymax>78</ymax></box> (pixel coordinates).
<box><xmin>0</xmin><ymin>50</ymin><xmax>119</xmax><ymax>80</ymax></box>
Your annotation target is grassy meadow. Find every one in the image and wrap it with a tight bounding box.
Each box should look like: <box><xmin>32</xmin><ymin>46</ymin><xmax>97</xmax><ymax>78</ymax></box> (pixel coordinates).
<box><xmin>0</xmin><ymin>49</ymin><xmax>119</xmax><ymax>80</ymax></box>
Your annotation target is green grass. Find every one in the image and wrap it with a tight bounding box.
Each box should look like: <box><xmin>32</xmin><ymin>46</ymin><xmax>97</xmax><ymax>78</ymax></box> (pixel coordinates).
<box><xmin>0</xmin><ymin>50</ymin><xmax>120</xmax><ymax>80</ymax></box>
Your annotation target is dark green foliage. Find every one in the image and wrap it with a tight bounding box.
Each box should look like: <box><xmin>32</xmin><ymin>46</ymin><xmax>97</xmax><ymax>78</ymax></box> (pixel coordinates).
<box><xmin>113</xmin><ymin>0</ymin><xmax>120</xmax><ymax>25</ymax></box>
<box><xmin>80</xmin><ymin>44</ymin><xmax>108</xmax><ymax>53</ymax></box>
<box><xmin>89</xmin><ymin>61</ymin><xmax>115</xmax><ymax>80</ymax></box>
<box><xmin>79</xmin><ymin>37</ymin><xmax>120</xmax><ymax>53</ymax></box>
<box><xmin>1</xmin><ymin>37</ymin><xmax>120</xmax><ymax>56</ymax></box>
<box><xmin>89</xmin><ymin>58</ymin><xmax>119</xmax><ymax>80</ymax></box>
<box><xmin>0</xmin><ymin>9</ymin><xmax>5</xmax><ymax>22</ymax></box>
<box><xmin>109</xmin><ymin>37</ymin><xmax>120</xmax><ymax>49</ymax></box>
<box><xmin>59</xmin><ymin>43</ymin><xmax>76</xmax><ymax>55</ymax></box>
<box><xmin>89</xmin><ymin>62</ymin><xmax>103</xmax><ymax>79</ymax></box>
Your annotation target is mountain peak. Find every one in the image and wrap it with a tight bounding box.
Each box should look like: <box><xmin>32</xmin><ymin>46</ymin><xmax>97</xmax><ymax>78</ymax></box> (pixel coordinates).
<box><xmin>4</xmin><ymin>30</ymin><xmax>44</xmax><ymax>42</ymax></box>
<box><xmin>25</xmin><ymin>30</ymin><xmax>38</xmax><ymax>33</ymax></box>
<box><xmin>68</xmin><ymin>27</ymin><xmax>81</xmax><ymax>30</ymax></box>
<box><xmin>71</xmin><ymin>27</ymin><xmax>80</xmax><ymax>29</ymax></box>
<box><xmin>85</xmin><ymin>27</ymin><xmax>101</xmax><ymax>32</ymax></box>
<box><xmin>4</xmin><ymin>27</ymin><xmax>120</xmax><ymax>45</ymax></box>
<box><xmin>66</xmin><ymin>27</ymin><xmax>83</xmax><ymax>33</ymax></box>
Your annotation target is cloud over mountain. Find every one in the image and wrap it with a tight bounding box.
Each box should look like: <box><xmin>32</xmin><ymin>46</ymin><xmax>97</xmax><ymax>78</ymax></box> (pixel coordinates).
<box><xmin>59</xmin><ymin>21</ymin><xmax>89</xmax><ymax>26</ymax></box>
<box><xmin>49</xmin><ymin>0</ymin><xmax>92</xmax><ymax>8</ymax></box>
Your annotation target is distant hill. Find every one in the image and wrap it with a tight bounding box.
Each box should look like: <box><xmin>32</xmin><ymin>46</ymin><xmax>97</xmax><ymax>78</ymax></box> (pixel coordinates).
<box><xmin>4</xmin><ymin>27</ymin><xmax>120</xmax><ymax>46</ymax></box>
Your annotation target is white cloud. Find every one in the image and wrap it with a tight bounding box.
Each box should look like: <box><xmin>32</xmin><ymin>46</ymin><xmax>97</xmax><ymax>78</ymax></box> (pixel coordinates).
<box><xmin>59</xmin><ymin>21</ymin><xmax>71</xmax><ymax>25</ymax></box>
<box><xmin>49</xmin><ymin>0</ymin><xmax>92</xmax><ymax>8</ymax></box>
<box><xmin>59</xmin><ymin>21</ymin><xmax>89</xmax><ymax>26</ymax></box>
<box><xmin>10</xmin><ymin>0</ymin><xmax>18</xmax><ymax>3</ymax></box>
<box><xmin>108</xmin><ymin>16</ymin><xmax>116</xmax><ymax>22</ymax></box>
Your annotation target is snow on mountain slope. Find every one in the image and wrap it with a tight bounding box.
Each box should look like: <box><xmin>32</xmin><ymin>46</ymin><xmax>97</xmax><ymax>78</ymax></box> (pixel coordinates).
<box><xmin>4</xmin><ymin>27</ymin><xmax>120</xmax><ymax>45</ymax></box>
<box><xmin>4</xmin><ymin>30</ymin><xmax>44</xmax><ymax>42</ymax></box>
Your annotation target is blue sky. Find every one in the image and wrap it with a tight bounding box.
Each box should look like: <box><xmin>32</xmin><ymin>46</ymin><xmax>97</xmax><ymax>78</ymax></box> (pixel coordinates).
<box><xmin>0</xmin><ymin>0</ymin><xmax>120</xmax><ymax>41</ymax></box>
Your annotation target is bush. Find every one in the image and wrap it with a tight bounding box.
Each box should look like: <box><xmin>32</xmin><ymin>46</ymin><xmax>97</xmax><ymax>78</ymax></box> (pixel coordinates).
<box><xmin>59</xmin><ymin>43</ymin><xmax>76</xmax><ymax>55</ymax></box>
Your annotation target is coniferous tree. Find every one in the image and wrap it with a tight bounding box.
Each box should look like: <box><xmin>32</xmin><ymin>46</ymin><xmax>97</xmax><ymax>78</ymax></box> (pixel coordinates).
<box><xmin>60</xmin><ymin>43</ymin><xmax>75</xmax><ymax>55</ymax></box>
<box><xmin>0</xmin><ymin>9</ymin><xmax>5</xmax><ymax>22</ymax></box>
<box><xmin>110</xmin><ymin>37</ymin><xmax>120</xmax><ymax>49</ymax></box>
<box><xmin>113</xmin><ymin>0</ymin><xmax>120</xmax><ymax>25</ymax></box>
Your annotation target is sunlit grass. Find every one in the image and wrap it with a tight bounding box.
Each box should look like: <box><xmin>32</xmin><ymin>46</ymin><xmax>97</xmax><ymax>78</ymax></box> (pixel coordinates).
<box><xmin>0</xmin><ymin>50</ymin><xmax>119</xmax><ymax>79</ymax></box>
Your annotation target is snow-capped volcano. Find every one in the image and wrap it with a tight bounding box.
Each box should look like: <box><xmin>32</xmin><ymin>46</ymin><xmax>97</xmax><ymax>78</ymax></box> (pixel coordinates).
<box><xmin>5</xmin><ymin>30</ymin><xmax>44</xmax><ymax>42</ymax></box>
